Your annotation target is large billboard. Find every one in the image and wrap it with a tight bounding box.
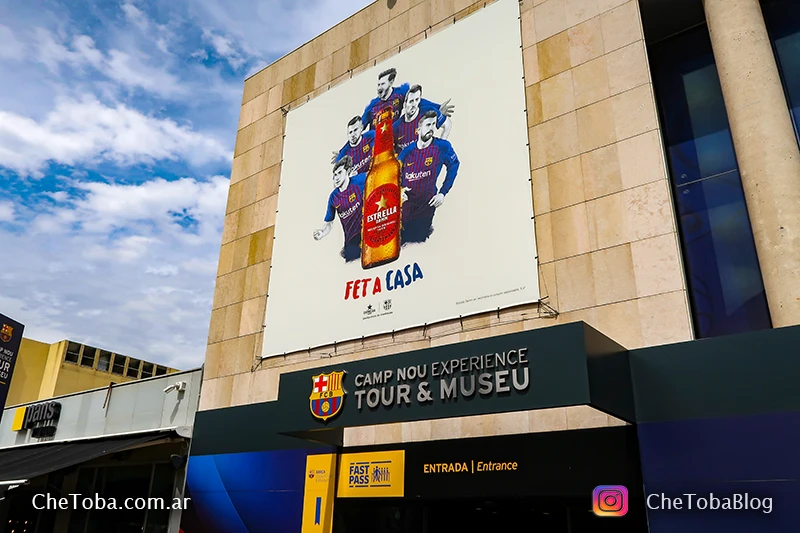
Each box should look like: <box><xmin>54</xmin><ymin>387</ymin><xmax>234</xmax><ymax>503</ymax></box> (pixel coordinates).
<box><xmin>262</xmin><ymin>0</ymin><xmax>539</xmax><ymax>358</ymax></box>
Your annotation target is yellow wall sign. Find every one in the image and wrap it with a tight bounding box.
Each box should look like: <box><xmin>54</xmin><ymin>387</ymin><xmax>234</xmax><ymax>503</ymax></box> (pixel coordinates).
<box><xmin>301</xmin><ymin>454</ymin><xmax>337</xmax><ymax>533</ymax></box>
<box><xmin>337</xmin><ymin>450</ymin><xmax>405</xmax><ymax>498</ymax></box>
<box><xmin>11</xmin><ymin>407</ymin><xmax>26</xmax><ymax>431</ymax></box>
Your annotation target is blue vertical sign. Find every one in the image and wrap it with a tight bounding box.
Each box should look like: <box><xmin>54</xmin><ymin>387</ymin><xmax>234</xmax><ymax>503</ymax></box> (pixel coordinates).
<box><xmin>0</xmin><ymin>312</ymin><xmax>24</xmax><ymax>424</ymax></box>
<box><xmin>314</xmin><ymin>497</ymin><xmax>322</xmax><ymax>525</ymax></box>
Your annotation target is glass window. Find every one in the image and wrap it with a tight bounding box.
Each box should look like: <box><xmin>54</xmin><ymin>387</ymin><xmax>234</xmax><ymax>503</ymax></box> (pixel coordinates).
<box><xmin>67</xmin><ymin>468</ymin><xmax>97</xmax><ymax>533</ymax></box>
<box><xmin>111</xmin><ymin>354</ymin><xmax>126</xmax><ymax>375</ymax></box>
<box><xmin>81</xmin><ymin>346</ymin><xmax>97</xmax><ymax>368</ymax></box>
<box><xmin>126</xmin><ymin>358</ymin><xmax>141</xmax><ymax>378</ymax></box>
<box><xmin>86</xmin><ymin>465</ymin><xmax>151</xmax><ymax>533</ymax></box>
<box><xmin>144</xmin><ymin>463</ymin><xmax>175</xmax><ymax>533</ymax></box>
<box><xmin>141</xmin><ymin>362</ymin><xmax>154</xmax><ymax>379</ymax></box>
<box><xmin>97</xmin><ymin>350</ymin><xmax>112</xmax><ymax>372</ymax></box>
<box><xmin>65</xmin><ymin>341</ymin><xmax>81</xmax><ymax>364</ymax></box>
<box><xmin>649</xmin><ymin>25</ymin><xmax>772</xmax><ymax>338</ymax></box>
<box><xmin>763</xmin><ymin>0</ymin><xmax>800</xmax><ymax>145</ymax></box>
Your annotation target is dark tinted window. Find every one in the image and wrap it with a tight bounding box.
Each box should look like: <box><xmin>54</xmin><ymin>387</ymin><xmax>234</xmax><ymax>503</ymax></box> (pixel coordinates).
<box><xmin>763</xmin><ymin>0</ymin><xmax>800</xmax><ymax>145</ymax></box>
<box><xmin>81</xmin><ymin>346</ymin><xmax>97</xmax><ymax>368</ymax></box>
<box><xmin>649</xmin><ymin>25</ymin><xmax>772</xmax><ymax>337</ymax></box>
<box><xmin>111</xmin><ymin>354</ymin><xmax>126</xmax><ymax>375</ymax></box>
<box><xmin>65</xmin><ymin>341</ymin><xmax>81</xmax><ymax>364</ymax></box>
<box><xmin>97</xmin><ymin>350</ymin><xmax>112</xmax><ymax>372</ymax></box>
<box><xmin>126</xmin><ymin>358</ymin><xmax>141</xmax><ymax>378</ymax></box>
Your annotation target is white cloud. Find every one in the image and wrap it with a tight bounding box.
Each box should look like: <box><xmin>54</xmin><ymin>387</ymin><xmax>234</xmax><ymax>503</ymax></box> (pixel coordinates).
<box><xmin>122</xmin><ymin>1</ymin><xmax>149</xmax><ymax>31</ymax></box>
<box><xmin>202</xmin><ymin>29</ymin><xmax>247</xmax><ymax>70</ymax></box>
<box><xmin>84</xmin><ymin>235</ymin><xmax>161</xmax><ymax>262</ymax></box>
<box><xmin>0</xmin><ymin>96</ymin><xmax>230</xmax><ymax>175</ymax></box>
<box><xmin>146</xmin><ymin>265</ymin><xmax>180</xmax><ymax>276</ymax></box>
<box><xmin>181</xmin><ymin>257</ymin><xmax>218</xmax><ymax>275</ymax></box>
<box><xmin>104</xmin><ymin>49</ymin><xmax>184</xmax><ymax>96</ymax></box>
<box><xmin>71</xmin><ymin>35</ymin><xmax>105</xmax><ymax>68</ymax></box>
<box><xmin>45</xmin><ymin>191</ymin><xmax>70</xmax><ymax>202</ymax></box>
<box><xmin>190</xmin><ymin>49</ymin><xmax>209</xmax><ymax>61</ymax></box>
<box><xmin>121</xmin><ymin>0</ymin><xmax>173</xmax><ymax>55</ymax></box>
<box><xmin>0</xmin><ymin>24</ymin><xmax>26</xmax><ymax>61</ymax></box>
<box><xmin>67</xmin><ymin>176</ymin><xmax>229</xmax><ymax>236</ymax></box>
<box><xmin>0</xmin><ymin>201</ymin><xmax>14</xmax><ymax>222</ymax></box>
<box><xmin>35</xmin><ymin>28</ymin><xmax>91</xmax><ymax>73</ymax></box>
<box><xmin>0</xmin><ymin>174</ymin><xmax>229</xmax><ymax>369</ymax></box>
<box><xmin>32</xmin><ymin>28</ymin><xmax>183</xmax><ymax>97</ymax></box>
<box><xmin>187</xmin><ymin>0</ymin><xmax>371</xmax><ymax>64</ymax></box>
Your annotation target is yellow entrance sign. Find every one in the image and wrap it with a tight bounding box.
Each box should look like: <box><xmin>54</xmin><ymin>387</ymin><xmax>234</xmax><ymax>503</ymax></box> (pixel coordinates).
<box><xmin>337</xmin><ymin>450</ymin><xmax>405</xmax><ymax>498</ymax></box>
<box><xmin>301</xmin><ymin>453</ymin><xmax>337</xmax><ymax>533</ymax></box>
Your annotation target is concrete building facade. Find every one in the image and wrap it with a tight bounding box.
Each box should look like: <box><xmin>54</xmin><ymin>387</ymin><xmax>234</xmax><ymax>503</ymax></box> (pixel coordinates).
<box><xmin>183</xmin><ymin>0</ymin><xmax>800</xmax><ymax>531</ymax></box>
<box><xmin>7</xmin><ymin>338</ymin><xmax>180</xmax><ymax>408</ymax></box>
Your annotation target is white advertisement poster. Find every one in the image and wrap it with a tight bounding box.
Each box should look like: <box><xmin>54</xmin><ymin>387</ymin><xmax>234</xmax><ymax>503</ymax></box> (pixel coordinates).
<box><xmin>262</xmin><ymin>0</ymin><xmax>539</xmax><ymax>358</ymax></box>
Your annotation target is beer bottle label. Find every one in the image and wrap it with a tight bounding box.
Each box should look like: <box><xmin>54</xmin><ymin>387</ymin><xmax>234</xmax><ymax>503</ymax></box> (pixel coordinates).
<box><xmin>363</xmin><ymin>183</ymin><xmax>400</xmax><ymax>248</ymax></box>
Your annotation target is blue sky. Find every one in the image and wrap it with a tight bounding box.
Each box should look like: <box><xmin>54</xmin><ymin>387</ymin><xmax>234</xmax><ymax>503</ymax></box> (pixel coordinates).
<box><xmin>0</xmin><ymin>0</ymin><xmax>372</xmax><ymax>370</ymax></box>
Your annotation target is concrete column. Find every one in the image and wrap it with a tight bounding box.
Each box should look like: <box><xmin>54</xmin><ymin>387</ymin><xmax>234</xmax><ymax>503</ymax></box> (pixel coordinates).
<box><xmin>703</xmin><ymin>0</ymin><xmax>800</xmax><ymax>327</ymax></box>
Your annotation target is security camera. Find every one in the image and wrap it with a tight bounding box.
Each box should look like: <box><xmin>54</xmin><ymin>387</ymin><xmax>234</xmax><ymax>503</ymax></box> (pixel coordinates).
<box><xmin>163</xmin><ymin>381</ymin><xmax>187</xmax><ymax>394</ymax></box>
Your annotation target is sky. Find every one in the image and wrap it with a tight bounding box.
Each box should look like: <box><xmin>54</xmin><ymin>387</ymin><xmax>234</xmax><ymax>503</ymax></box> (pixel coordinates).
<box><xmin>0</xmin><ymin>0</ymin><xmax>372</xmax><ymax>370</ymax></box>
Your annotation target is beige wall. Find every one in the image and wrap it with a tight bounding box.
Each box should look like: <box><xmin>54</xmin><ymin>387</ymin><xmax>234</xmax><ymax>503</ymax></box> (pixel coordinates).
<box><xmin>202</xmin><ymin>0</ymin><xmax>694</xmax><ymax>442</ymax></box>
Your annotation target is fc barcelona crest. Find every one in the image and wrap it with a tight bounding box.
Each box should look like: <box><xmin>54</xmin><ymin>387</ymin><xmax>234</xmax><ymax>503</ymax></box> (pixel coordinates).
<box><xmin>309</xmin><ymin>370</ymin><xmax>346</xmax><ymax>422</ymax></box>
<box><xmin>425</xmin><ymin>157</ymin><xmax>433</xmax><ymax>167</ymax></box>
<box><xmin>0</xmin><ymin>324</ymin><xmax>12</xmax><ymax>342</ymax></box>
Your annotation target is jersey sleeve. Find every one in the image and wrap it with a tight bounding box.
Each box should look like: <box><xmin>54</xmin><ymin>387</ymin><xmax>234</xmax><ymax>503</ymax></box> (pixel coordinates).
<box><xmin>363</xmin><ymin>130</ymin><xmax>376</xmax><ymax>148</ymax></box>
<box><xmin>324</xmin><ymin>192</ymin><xmax>336</xmax><ymax>222</ymax></box>
<box><xmin>352</xmin><ymin>173</ymin><xmax>367</xmax><ymax>191</ymax></box>
<box><xmin>437</xmin><ymin>140</ymin><xmax>460</xmax><ymax>196</ymax></box>
<box><xmin>420</xmin><ymin>98</ymin><xmax>447</xmax><ymax>128</ymax></box>
<box><xmin>398</xmin><ymin>144</ymin><xmax>413</xmax><ymax>164</ymax></box>
<box><xmin>361</xmin><ymin>101</ymin><xmax>374</xmax><ymax>130</ymax></box>
<box><xmin>335</xmin><ymin>142</ymin><xmax>348</xmax><ymax>163</ymax></box>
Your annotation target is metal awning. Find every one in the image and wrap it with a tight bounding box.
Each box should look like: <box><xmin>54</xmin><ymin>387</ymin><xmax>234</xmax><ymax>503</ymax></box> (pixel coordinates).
<box><xmin>0</xmin><ymin>433</ymin><xmax>167</xmax><ymax>483</ymax></box>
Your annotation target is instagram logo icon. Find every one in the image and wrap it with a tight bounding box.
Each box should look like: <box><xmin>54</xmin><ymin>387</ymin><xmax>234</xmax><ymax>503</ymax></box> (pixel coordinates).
<box><xmin>593</xmin><ymin>485</ymin><xmax>628</xmax><ymax>517</ymax></box>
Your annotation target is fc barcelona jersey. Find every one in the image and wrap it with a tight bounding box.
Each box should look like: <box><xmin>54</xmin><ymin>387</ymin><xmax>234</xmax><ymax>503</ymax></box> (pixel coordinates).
<box><xmin>324</xmin><ymin>173</ymin><xmax>367</xmax><ymax>243</ymax></box>
<box><xmin>393</xmin><ymin>102</ymin><xmax>447</xmax><ymax>153</ymax></box>
<box><xmin>398</xmin><ymin>139</ymin><xmax>460</xmax><ymax>206</ymax></box>
<box><xmin>362</xmin><ymin>83</ymin><xmax>410</xmax><ymax>130</ymax></box>
<box><xmin>335</xmin><ymin>131</ymin><xmax>375</xmax><ymax>174</ymax></box>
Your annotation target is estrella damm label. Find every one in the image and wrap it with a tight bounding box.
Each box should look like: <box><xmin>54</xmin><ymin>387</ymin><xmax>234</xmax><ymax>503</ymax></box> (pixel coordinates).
<box><xmin>363</xmin><ymin>184</ymin><xmax>400</xmax><ymax>248</ymax></box>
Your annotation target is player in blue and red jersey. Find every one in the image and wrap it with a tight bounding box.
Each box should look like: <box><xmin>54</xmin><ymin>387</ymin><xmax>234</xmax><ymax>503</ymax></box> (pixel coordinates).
<box><xmin>393</xmin><ymin>84</ymin><xmax>452</xmax><ymax>154</ymax></box>
<box><xmin>397</xmin><ymin>110</ymin><xmax>460</xmax><ymax>244</ymax></box>
<box><xmin>361</xmin><ymin>68</ymin><xmax>454</xmax><ymax>131</ymax></box>
<box><xmin>331</xmin><ymin>116</ymin><xmax>375</xmax><ymax>175</ymax></box>
<box><xmin>313</xmin><ymin>156</ymin><xmax>367</xmax><ymax>262</ymax></box>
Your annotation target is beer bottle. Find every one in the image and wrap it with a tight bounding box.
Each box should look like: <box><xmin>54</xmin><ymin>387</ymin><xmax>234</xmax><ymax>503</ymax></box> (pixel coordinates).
<box><xmin>361</xmin><ymin>107</ymin><xmax>401</xmax><ymax>269</ymax></box>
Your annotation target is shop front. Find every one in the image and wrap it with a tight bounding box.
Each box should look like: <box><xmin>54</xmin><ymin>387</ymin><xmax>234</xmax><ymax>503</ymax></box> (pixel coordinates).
<box><xmin>331</xmin><ymin>426</ymin><xmax>647</xmax><ymax>533</ymax></box>
<box><xmin>182</xmin><ymin>321</ymin><xmax>800</xmax><ymax>533</ymax></box>
<box><xmin>0</xmin><ymin>368</ymin><xmax>202</xmax><ymax>533</ymax></box>
<box><xmin>181</xmin><ymin>322</ymin><xmax>647</xmax><ymax>532</ymax></box>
